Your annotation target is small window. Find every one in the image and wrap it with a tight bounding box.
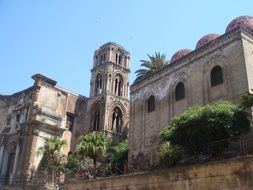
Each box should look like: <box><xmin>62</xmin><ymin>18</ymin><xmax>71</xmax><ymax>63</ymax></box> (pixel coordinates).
<box><xmin>95</xmin><ymin>74</ymin><xmax>103</xmax><ymax>95</ymax></box>
<box><xmin>118</xmin><ymin>55</ymin><xmax>122</xmax><ymax>66</ymax></box>
<box><xmin>6</xmin><ymin>116</ymin><xmax>11</xmax><ymax>125</ymax></box>
<box><xmin>16</xmin><ymin>114</ymin><xmax>20</xmax><ymax>123</ymax></box>
<box><xmin>147</xmin><ymin>96</ymin><xmax>155</xmax><ymax>113</ymax></box>
<box><xmin>114</xmin><ymin>75</ymin><xmax>123</xmax><ymax>96</ymax></box>
<box><xmin>101</xmin><ymin>54</ymin><xmax>106</xmax><ymax>64</ymax></box>
<box><xmin>211</xmin><ymin>66</ymin><xmax>223</xmax><ymax>86</ymax></box>
<box><xmin>116</xmin><ymin>54</ymin><xmax>118</xmax><ymax>63</ymax></box>
<box><xmin>175</xmin><ymin>82</ymin><xmax>185</xmax><ymax>101</ymax></box>
<box><xmin>66</xmin><ymin>113</ymin><xmax>75</xmax><ymax>132</ymax></box>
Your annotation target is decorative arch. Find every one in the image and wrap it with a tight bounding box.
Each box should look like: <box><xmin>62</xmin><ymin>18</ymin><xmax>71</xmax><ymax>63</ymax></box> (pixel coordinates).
<box><xmin>90</xmin><ymin>102</ymin><xmax>102</xmax><ymax>131</ymax></box>
<box><xmin>110</xmin><ymin>101</ymin><xmax>127</xmax><ymax>115</ymax></box>
<box><xmin>111</xmin><ymin>106</ymin><xmax>123</xmax><ymax>133</ymax></box>
<box><xmin>175</xmin><ymin>82</ymin><xmax>185</xmax><ymax>101</ymax></box>
<box><xmin>210</xmin><ymin>65</ymin><xmax>223</xmax><ymax>86</ymax></box>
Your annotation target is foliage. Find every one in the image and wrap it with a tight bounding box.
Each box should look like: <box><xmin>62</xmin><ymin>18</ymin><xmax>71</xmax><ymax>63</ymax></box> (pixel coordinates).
<box><xmin>37</xmin><ymin>136</ymin><xmax>67</xmax><ymax>185</ymax></box>
<box><xmin>64</xmin><ymin>152</ymin><xmax>83</xmax><ymax>175</ymax></box>
<box><xmin>77</xmin><ymin>131</ymin><xmax>110</xmax><ymax>175</ymax></box>
<box><xmin>107</xmin><ymin>140</ymin><xmax>128</xmax><ymax>174</ymax></box>
<box><xmin>238</xmin><ymin>90</ymin><xmax>253</xmax><ymax>109</ymax></box>
<box><xmin>157</xmin><ymin>142</ymin><xmax>182</xmax><ymax>167</ymax></box>
<box><xmin>134</xmin><ymin>52</ymin><xmax>169</xmax><ymax>82</ymax></box>
<box><xmin>130</xmin><ymin>152</ymin><xmax>152</xmax><ymax>171</ymax></box>
<box><xmin>160</xmin><ymin>101</ymin><xmax>251</xmax><ymax>158</ymax></box>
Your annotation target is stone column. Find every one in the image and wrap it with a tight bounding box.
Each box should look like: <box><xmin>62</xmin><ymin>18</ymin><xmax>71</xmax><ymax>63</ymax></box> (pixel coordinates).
<box><xmin>0</xmin><ymin>145</ymin><xmax>5</xmax><ymax>171</ymax></box>
<box><xmin>0</xmin><ymin>150</ymin><xmax>9</xmax><ymax>184</ymax></box>
<box><xmin>9</xmin><ymin>143</ymin><xmax>20</xmax><ymax>184</ymax></box>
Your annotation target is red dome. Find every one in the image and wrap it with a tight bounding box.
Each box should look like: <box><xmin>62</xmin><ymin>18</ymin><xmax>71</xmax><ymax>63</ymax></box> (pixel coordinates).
<box><xmin>195</xmin><ymin>33</ymin><xmax>220</xmax><ymax>49</ymax></box>
<box><xmin>171</xmin><ymin>49</ymin><xmax>192</xmax><ymax>62</ymax></box>
<box><xmin>226</xmin><ymin>16</ymin><xmax>253</xmax><ymax>33</ymax></box>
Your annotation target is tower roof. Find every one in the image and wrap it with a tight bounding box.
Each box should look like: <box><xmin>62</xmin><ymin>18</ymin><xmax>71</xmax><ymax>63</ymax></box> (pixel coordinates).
<box><xmin>98</xmin><ymin>42</ymin><xmax>130</xmax><ymax>55</ymax></box>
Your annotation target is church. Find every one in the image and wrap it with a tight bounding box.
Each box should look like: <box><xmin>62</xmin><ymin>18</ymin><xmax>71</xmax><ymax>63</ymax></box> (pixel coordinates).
<box><xmin>0</xmin><ymin>15</ymin><xmax>253</xmax><ymax>185</ymax></box>
<box><xmin>128</xmin><ymin>15</ymin><xmax>253</xmax><ymax>166</ymax></box>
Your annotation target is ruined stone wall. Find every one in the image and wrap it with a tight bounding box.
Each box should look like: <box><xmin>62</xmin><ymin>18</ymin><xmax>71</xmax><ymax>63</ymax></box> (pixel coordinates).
<box><xmin>7</xmin><ymin>156</ymin><xmax>253</xmax><ymax>190</ymax></box>
<box><xmin>64</xmin><ymin>91</ymin><xmax>87</xmax><ymax>150</ymax></box>
<box><xmin>29</xmin><ymin>84</ymin><xmax>87</xmax><ymax>169</ymax></box>
<box><xmin>129</xmin><ymin>29</ymin><xmax>252</xmax><ymax>164</ymax></box>
<box><xmin>0</xmin><ymin>96</ymin><xmax>10</xmax><ymax>131</ymax></box>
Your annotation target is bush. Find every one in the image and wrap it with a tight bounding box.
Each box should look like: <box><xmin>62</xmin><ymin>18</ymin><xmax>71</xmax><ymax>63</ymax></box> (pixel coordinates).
<box><xmin>157</xmin><ymin>142</ymin><xmax>182</xmax><ymax>167</ymax></box>
<box><xmin>64</xmin><ymin>152</ymin><xmax>83</xmax><ymax>175</ymax></box>
<box><xmin>160</xmin><ymin>101</ymin><xmax>251</xmax><ymax>158</ymax></box>
<box><xmin>107</xmin><ymin>140</ymin><xmax>128</xmax><ymax>175</ymax></box>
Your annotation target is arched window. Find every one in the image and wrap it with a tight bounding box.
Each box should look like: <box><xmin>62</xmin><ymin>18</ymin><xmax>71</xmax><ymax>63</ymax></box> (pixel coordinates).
<box><xmin>175</xmin><ymin>82</ymin><xmax>185</xmax><ymax>101</ymax></box>
<box><xmin>114</xmin><ymin>75</ymin><xmax>123</xmax><ymax>96</ymax></box>
<box><xmin>211</xmin><ymin>66</ymin><xmax>223</xmax><ymax>86</ymax></box>
<box><xmin>94</xmin><ymin>55</ymin><xmax>98</xmax><ymax>67</ymax></box>
<box><xmin>95</xmin><ymin>74</ymin><xmax>103</xmax><ymax>95</ymax></box>
<box><xmin>101</xmin><ymin>54</ymin><xmax>106</xmax><ymax>64</ymax></box>
<box><xmin>91</xmin><ymin>104</ymin><xmax>101</xmax><ymax>131</ymax></box>
<box><xmin>111</xmin><ymin>107</ymin><xmax>123</xmax><ymax>133</ymax></box>
<box><xmin>116</xmin><ymin>53</ymin><xmax>122</xmax><ymax>65</ymax></box>
<box><xmin>147</xmin><ymin>96</ymin><xmax>155</xmax><ymax>113</ymax></box>
<box><xmin>118</xmin><ymin>55</ymin><xmax>122</xmax><ymax>66</ymax></box>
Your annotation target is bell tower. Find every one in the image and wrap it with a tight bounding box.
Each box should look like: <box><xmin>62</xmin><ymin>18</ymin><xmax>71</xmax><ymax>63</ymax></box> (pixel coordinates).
<box><xmin>85</xmin><ymin>42</ymin><xmax>130</xmax><ymax>140</ymax></box>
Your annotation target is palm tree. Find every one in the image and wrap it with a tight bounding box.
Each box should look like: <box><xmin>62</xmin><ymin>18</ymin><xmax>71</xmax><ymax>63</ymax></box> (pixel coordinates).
<box><xmin>37</xmin><ymin>136</ymin><xmax>67</xmax><ymax>186</ymax></box>
<box><xmin>134</xmin><ymin>52</ymin><xmax>169</xmax><ymax>82</ymax></box>
<box><xmin>77</xmin><ymin>131</ymin><xmax>110</xmax><ymax>176</ymax></box>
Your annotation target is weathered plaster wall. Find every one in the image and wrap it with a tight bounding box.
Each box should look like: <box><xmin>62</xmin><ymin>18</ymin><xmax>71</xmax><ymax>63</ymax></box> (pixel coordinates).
<box><xmin>242</xmin><ymin>32</ymin><xmax>253</xmax><ymax>91</ymax></box>
<box><xmin>7</xmin><ymin>156</ymin><xmax>253</xmax><ymax>190</ymax></box>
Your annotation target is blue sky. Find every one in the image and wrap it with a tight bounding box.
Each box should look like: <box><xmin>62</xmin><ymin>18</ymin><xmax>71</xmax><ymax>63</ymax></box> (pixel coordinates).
<box><xmin>0</xmin><ymin>0</ymin><xmax>253</xmax><ymax>96</ymax></box>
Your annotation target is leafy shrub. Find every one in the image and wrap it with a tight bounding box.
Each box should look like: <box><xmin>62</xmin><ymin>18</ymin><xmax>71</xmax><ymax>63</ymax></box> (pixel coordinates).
<box><xmin>157</xmin><ymin>142</ymin><xmax>182</xmax><ymax>167</ymax></box>
<box><xmin>160</xmin><ymin>101</ymin><xmax>251</xmax><ymax>158</ymax></box>
<box><xmin>107</xmin><ymin>140</ymin><xmax>128</xmax><ymax>174</ymax></box>
<box><xmin>64</xmin><ymin>152</ymin><xmax>83</xmax><ymax>175</ymax></box>
<box><xmin>130</xmin><ymin>152</ymin><xmax>152</xmax><ymax>171</ymax></box>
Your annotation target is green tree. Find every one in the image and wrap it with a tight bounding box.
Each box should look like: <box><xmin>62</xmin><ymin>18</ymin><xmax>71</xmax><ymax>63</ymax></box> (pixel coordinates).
<box><xmin>239</xmin><ymin>90</ymin><xmax>253</xmax><ymax>109</ymax></box>
<box><xmin>37</xmin><ymin>136</ymin><xmax>67</xmax><ymax>186</ymax></box>
<box><xmin>77</xmin><ymin>131</ymin><xmax>110</xmax><ymax>176</ymax></box>
<box><xmin>107</xmin><ymin>140</ymin><xmax>128</xmax><ymax>174</ymax></box>
<box><xmin>64</xmin><ymin>152</ymin><xmax>83</xmax><ymax>175</ymax></box>
<box><xmin>134</xmin><ymin>52</ymin><xmax>169</xmax><ymax>82</ymax></box>
<box><xmin>160</xmin><ymin>101</ymin><xmax>251</xmax><ymax>158</ymax></box>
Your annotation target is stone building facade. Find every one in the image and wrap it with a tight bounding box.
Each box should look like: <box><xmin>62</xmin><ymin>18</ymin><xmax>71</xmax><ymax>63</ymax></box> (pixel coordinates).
<box><xmin>129</xmin><ymin>16</ymin><xmax>253</xmax><ymax>166</ymax></box>
<box><xmin>0</xmin><ymin>42</ymin><xmax>130</xmax><ymax>185</ymax></box>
